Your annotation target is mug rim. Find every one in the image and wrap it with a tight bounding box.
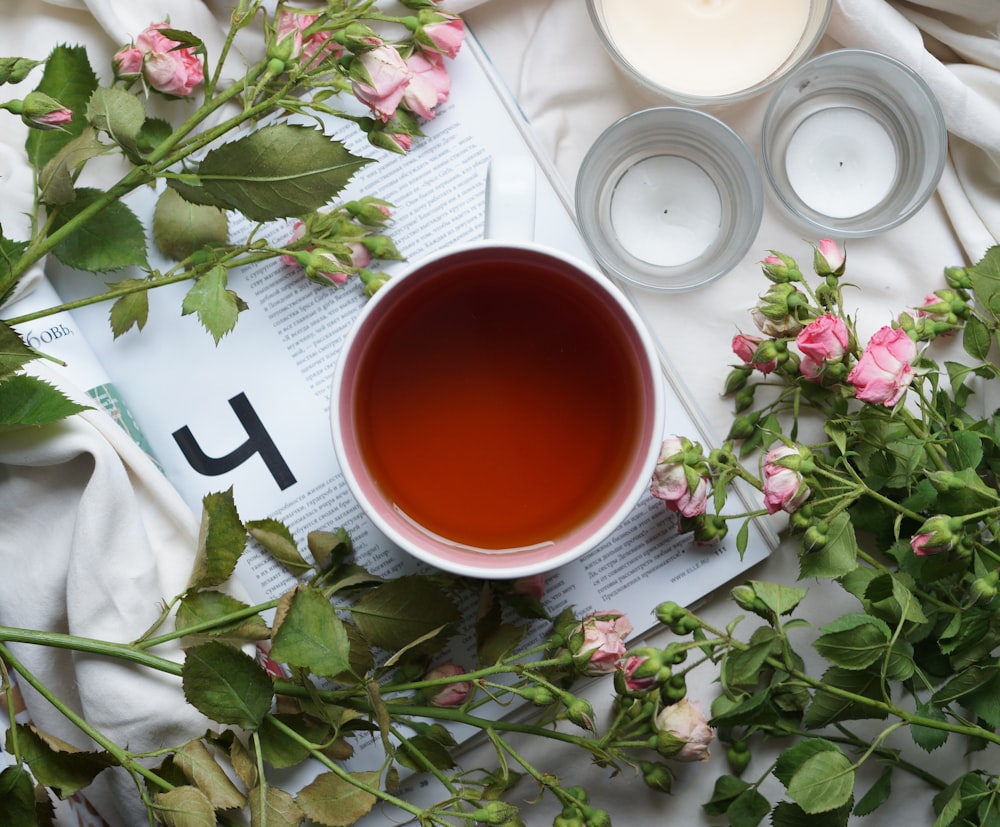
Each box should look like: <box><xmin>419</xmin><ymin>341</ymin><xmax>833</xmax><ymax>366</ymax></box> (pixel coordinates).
<box><xmin>330</xmin><ymin>239</ymin><xmax>666</xmax><ymax>579</ymax></box>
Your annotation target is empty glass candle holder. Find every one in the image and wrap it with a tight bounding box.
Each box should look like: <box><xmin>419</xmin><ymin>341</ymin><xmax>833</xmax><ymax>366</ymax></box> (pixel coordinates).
<box><xmin>761</xmin><ymin>49</ymin><xmax>947</xmax><ymax>237</ymax></box>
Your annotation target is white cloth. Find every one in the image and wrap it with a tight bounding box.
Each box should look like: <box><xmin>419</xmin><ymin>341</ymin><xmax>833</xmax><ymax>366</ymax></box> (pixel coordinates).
<box><xmin>0</xmin><ymin>1</ymin><xmax>998</xmax><ymax>825</ymax></box>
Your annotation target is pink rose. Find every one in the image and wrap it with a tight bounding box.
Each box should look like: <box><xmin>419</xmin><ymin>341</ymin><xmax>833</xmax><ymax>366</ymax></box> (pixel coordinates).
<box><xmin>402</xmin><ymin>51</ymin><xmax>452</xmax><ymax>120</ymax></box>
<box><xmin>275</xmin><ymin>11</ymin><xmax>343</xmax><ymax>69</ymax></box>
<box><xmin>310</xmin><ymin>244</ymin><xmax>371</xmax><ymax>285</ymax></box>
<box><xmin>622</xmin><ymin>655</ymin><xmax>657</xmax><ymax>693</ymax></box>
<box><xmin>650</xmin><ymin>438</ymin><xmax>709</xmax><ymax>519</ymax></box>
<box><xmin>351</xmin><ymin>45</ymin><xmax>412</xmax><ymax>122</ymax></box>
<box><xmin>814</xmin><ymin>238</ymin><xmax>845</xmax><ymax>275</ymax></box>
<box><xmin>114</xmin><ymin>22</ymin><xmax>204</xmax><ymax>96</ymax></box>
<box><xmin>571</xmin><ymin>611</ymin><xmax>633</xmax><ymax>676</ymax></box>
<box><xmin>796</xmin><ymin>314</ymin><xmax>849</xmax><ymax>380</ymax></box>
<box><xmin>418</xmin><ymin>13</ymin><xmax>465</xmax><ymax>58</ymax></box>
<box><xmin>847</xmin><ymin>325</ymin><xmax>917</xmax><ymax>406</ymax></box>
<box><xmin>280</xmin><ymin>220</ymin><xmax>307</xmax><ymax>265</ymax></box>
<box><xmin>655</xmin><ymin>699</ymin><xmax>714</xmax><ymax>762</ymax></box>
<box><xmin>424</xmin><ymin>662</ymin><xmax>473</xmax><ymax>707</ymax></box>
<box><xmin>762</xmin><ymin>444</ymin><xmax>810</xmax><ymax>515</ymax></box>
<box><xmin>731</xmin><ymin>332</ymin><xmax>776</xmax><ymax>374</ymax></box>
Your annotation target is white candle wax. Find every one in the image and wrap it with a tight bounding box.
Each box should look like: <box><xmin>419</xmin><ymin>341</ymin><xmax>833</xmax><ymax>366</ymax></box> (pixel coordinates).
<box><xmin>602</xmin><ymin>0</ymin><xmax>811</xmax><ymax>97</ymax></box>
<box><xmin>609</xmin><ymin>155</ymin><xmax>722</xmax><ymax>267</ymax></box>
<box><xmin>784</xmin><ymin>107</ymin><xmax>899</xmax><ymax>218</ymax></box>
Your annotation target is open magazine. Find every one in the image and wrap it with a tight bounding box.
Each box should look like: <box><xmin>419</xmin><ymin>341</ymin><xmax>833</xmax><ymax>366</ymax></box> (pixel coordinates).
<box><xmin>4</xmin><ymin>25</ymin><xmax>773</xmax><ymax>820</ymax></box>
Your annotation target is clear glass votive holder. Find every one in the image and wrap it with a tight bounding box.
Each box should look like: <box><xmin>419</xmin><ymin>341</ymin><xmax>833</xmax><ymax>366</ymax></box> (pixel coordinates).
<box><xmin>575</xmin><ymin>106</ymin><xmax>763</xmax><ymax>292</ymax></box>
<box><xmin>761</xmin><ymin>49</ymin><xmax>948</xmax><ymax>238</ymax></box>
<box><xmin>586</xmin><ymin>0</ymin><xmax>832</xmax><ymax>106</ymax></box>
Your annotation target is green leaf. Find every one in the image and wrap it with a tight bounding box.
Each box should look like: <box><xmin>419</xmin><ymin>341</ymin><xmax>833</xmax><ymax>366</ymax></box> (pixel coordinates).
<box><xmin>197</xmin><ymin>123</ymin><xmax>373</xmax><ymax>221</ymax></box>
<box><xmin>798</xmin><ymin>512</ymin><xmax>858</xmax><ymax>580</ymax></box>
<box><xmin>703</xmin><ymin>774</ymin><xmax>752</xmax><ymax>816</ymax></box>
<box><xmin>10</xmin><ymin>724</ymin><xmax>116</xmax><ymax>799</ymax></box>
<box><xmin>395</xmin><ymin>733</ymin><xmax>458</xmax><ymax>772</ymax></box>
<box><xmin>181</xmin><ymin>641</ymin><xmax>273</xmax><ymax>730</ymax></box>
<box><xmin>258</xmin><ymin>713</ymin><xmax>333</xmax><ymax>769</ymax></box>
<box><xmin>269</xmin><ymin>586</ymin><xmax>352</xmax><ymax>678</ymax></box>
<box><xmin>0</xmin><ymin>322</ymin><xmax>37</xmax><ymax>375</ymax></box>
<box><xmin>948</xmin><ymin>429</ymin><xmax>984</xmax><ymax>472</ymax></box>
<box><xmin>969</xmin><ymin>246</ymin><xmax>1000</xmax><ymax>321</ymax></box>
<box><xmin>774</xmin><ymin>738</ymin><xmax>840</xmax><ymax>787</ymax></box>
<box><xmin>87</xmin><ymin>86</ymin><xmax>146</xmax><ymax>155</ymax></box>
<box><xmin>911</xmin><ymin>702</ymin><xmax>949</xmax><ymax>752</ymax></box>
<box><xmin>180</xmin><ymin>265</ymin><xmax>246</xmax><ymax>343</ymax></box>
<box><xmin>37</xmin><ymin>127</ymin><xmax>111</xmax><ymax>206</ymax></box>
<box><xmin>51</xmin><ymin>187</ymin><xmax>148</xmax><ymax>272</ymax></box>
<box><xmin>176</xmin><ymin>590</ymin><xmax>269</xmax><ymax>641</ymax></box>
<box><xmin>296</xmin><ymin>770</ymin><xmax>380</xmax><ymax>827</ymax></box>
<box><xmin>351</xmin><ymin>576</ymin><xmax>459</xmax><ymax>652</ymax></box>
<box><xmin>153</xmin><ymin>785</ymin><xmax>216</xmax><ymax>827</ymax></box>
<box><xmin>931</xmin><ymin>664</ymin><xmax>1000</xmax><ymax>706</ymax></box>
<box><xmin>187</xmin><ymin>488</ymin><xmax>246</xmax><ymax>591</ymax></box>
<box><xmin>153</xmin><ymin>186</ymin><xmax>229</xmax><ymax>261</ymax></box>
<box><xmin>771</xmin><ymin>799</ymin><xmax>853</xmax><ymax>827</ymax></box>
<box><xmin>722</xmin><ymin>636</ymin><xmax>775</xmax><ymax>689</ymax></box>
<box><xmin>853</xmin><ymin>765</ymin><xmax>892</xmax><ymax>816</ymax></box>
<box><xmin>786</xmin><ymin>748</ymin><xmax>855</xmax><ymax>814</ymax></box>
<box><xmin>803</xmin><ymin>666</ymin><xmax>889</xmax><ymax>728</ymax></box>
<box><xmin>108</xmin><ymin>282</ymin><xmax>150</xmax><ymax>338</ymax></box>
<box><xmin>25</xmin><ymin>44</ymin><xmax>98</xmax><ymax>169</ymax></box>
<box><xmin>0</xmin><ymin>764</ymin><xmax>36</xmax><ymax>824</ymax></box>
<box><xmin>728</xmin><ymin>788</ymin><xmax>771</xmax><ymax>827</ymax></box>
<box><xmin>0</xmin><ymin>373</ymin><xmax>88</xmax><ymax>430</ymax></box>
<box><xmin>173</xmin><ymin>740</ymin><xmax>245</xmax><ymax>810</ymax></box>
<box><xmin>748</xmin><ymin>580</ymin><xmax>808</xmax><ymax>616</ymax></box>
<box><xmin>813</xmin><ymin>614</ymin><xmax>891</xmax><ymax>670</ymax></box>
<box><xmin>248</xmin><ymin>785</ymin><xmax>303</xmax><ymax>827</ymax></box>
<box><xmin>246</xmin><ymin>517</ymin><xmax>312</xmax><ymax>575</ymax></box>
<box><xmin>962</xmin><ymin>314</ymin><xmax>992</xmax><ymax>361</ymax></box>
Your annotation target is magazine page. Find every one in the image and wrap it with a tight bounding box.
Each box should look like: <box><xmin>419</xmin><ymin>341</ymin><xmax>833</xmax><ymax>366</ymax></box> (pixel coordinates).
<box><xmin>43</xmin><ymin>28</ymin><xmax>771</xmax><ymax>632</ymax></box>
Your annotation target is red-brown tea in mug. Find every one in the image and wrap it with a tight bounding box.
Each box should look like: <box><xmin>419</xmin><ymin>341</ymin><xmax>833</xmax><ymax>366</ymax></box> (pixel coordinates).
<box><xmin>351</xmin><ymin>253</ymin><xmax>646</xmax><ymax>552</ymax></box>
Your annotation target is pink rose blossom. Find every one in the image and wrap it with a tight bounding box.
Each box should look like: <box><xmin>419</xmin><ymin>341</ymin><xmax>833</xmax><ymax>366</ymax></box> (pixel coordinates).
<box><xmin>650</xmin><ymin>438</ymin><xmax>709</xmax><ymax>519</ymax></box>
<box><xmin>655</xmin><ymin>699</ymin><xmax>714</xmax><ymax>762</ymax></box>
<box><xmin>402</xmin><ymin>51</ymin><xmax>452</xmax><ymax>120</ymax></box>
<box><xmin>114</xmin><ymin>22</ymin><xmax>204</xmax><ymax>96</ymax></box>
<box><xmin>351</xmin><ymin>45</ymin><xmax>412</xmax><ymax>122</ymax></box>
<box><xmin>731</xmin><ymin>332</ymin><xmax>776</xmax><ymax>374</ymax></box>
<box><xmin>571</xmin><ymin>611</ymin><xmax>633</xmax><ymax>676</ymax></box>
<box><xmin>796</xmin><ymin>314</ymin><xmax>849</xmax><ymax>380</ymax></box>
<box><xmin>847</xmin><ymin>325</ymin><xmax>917</xmax><ymax>406</ymax></box>
<box><xmin>275</xmin><ymin>11</ymin><xmax>343</xmax><ymax>69</ymax></box>
<box><xmin>762</xmin><ymin>444</ymin><xmax>811</xmax><ymax>515</ymax></box>
<box><xmin>280</xmin><ymin>220</ymin><xmax>307</xmax><ymax>265</ymax></box>
<box><xmin>424</xmin><ymin>662</ymin><xmax>473</xmax><ymax>707</ymax></box>
<box><xmin>420</xmin><ymin>14</ymin><xmax>465</xmax><ymax>58</ymax></box>
<box><xmin>622</xmin><ymin>655</ymin><xmax>657</xmax><ymax>693</ymax></box>
<box><xmin>814</xmin><ymin>238</ymin><xmax>845</xmax><ymax>274</ymax></box>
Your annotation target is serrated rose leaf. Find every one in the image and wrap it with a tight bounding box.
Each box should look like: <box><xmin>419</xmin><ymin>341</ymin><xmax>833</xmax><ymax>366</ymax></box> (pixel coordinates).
<box><xmin>153</xmin><ymin>187</ymin><xmax>228</xmax><ymax>261</ymax></box>
<box><xmin>38</xmin><ymin>127</ymin><xmax>110</xmax><ymax>205</ymax></box>
<box><xmin>180</xmin><ymin>265</ymin><xmax>246</xmax><ymax>344</ymax></box>
<box><xmin>813</xmin><ymin>613</ymin><xmax>890</xmax><ymax>670</ymax></box>
<box><xmin>11</xmin><ymin>724</ymin><xmax>116</xmax><ymax>799</ymax></box>
<box><xmin>87</xmin><ymin>86</ymin><xmax>146</xmax><ymax>152</ymax></box>
<box><xmin>51</xmin><ymin>187</ymin><xmax>148</xmax><ymax>272</ymax></box>
<box><xmin>176</xmin><ymin>590</ymin><xmax>269</xmax><ymax>642</ymax></box>
<box><xmin>181</xmin><ymin>641</ymin><xmax>273</xmax><ymax>730</ymax></box>
<box><xmin>786</xmin><ymin>749</ymin><xmax>854</xmax><ymax>814</ymax></box>
<box><xmin>188</xmin><ymin>488</ymin><xmax>246</xmax><ymax>590</ymax></box>
<box><xmin>296</xmin><ymin>770</ymin><xmax>380</xmax><ymax>827</ymax></box>
<box><xmin>247</xmin><ymin>517</ymin><xmax>312</xmax><ymax>575</ymax></box>
<box><xmin>154</xmin><ymin>785</ymin><xmax>216</xmax><ymax>827</ymax></box>
<box><xmin>269</xmin><ymin>586</ymin><xmax>351</xmax><ymax>677</ymax></box>
<box><xmin>108</xmin><ymin>285</ymin><xmax>150</xmax><ymax>338</ymax></box>
<box><xmin>249</xmin><ymin>784</ymin><xmax>302</xmax><ymax>827</ymax></box>
<box><xmin>197</xmin><ymin>123</ymin><xmax>372</xmax><ymax>221</ymax></box>
<box><xmin>174</xmin><ymin>740</ymin><xmax>245</xmax><ymax>810</ymax></box>
<box><xmin>351</xmin><ymin>576</ymin><xmax>459</xmax><ymax>652</ymax></box>
<box><xmin>0</xmin><ymin>374</ymin><xmax>88</xmax><ymax>430</ymax></box>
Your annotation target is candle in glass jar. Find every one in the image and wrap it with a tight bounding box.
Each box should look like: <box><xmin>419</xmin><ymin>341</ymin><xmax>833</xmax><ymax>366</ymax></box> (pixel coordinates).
<box><xmin>609</xmin><ymin>155</ymin><xmax>722</xmax><ymax>267</ymax></box>
<box><xmin>601</xmin><ymin>0</ymin><xmax>812</xmax><ymax>97</ymax></box>
<box><xmin>784</xmin><ymin>107</ymin><xmax>899</xmax><ymax>218</ymax></box>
